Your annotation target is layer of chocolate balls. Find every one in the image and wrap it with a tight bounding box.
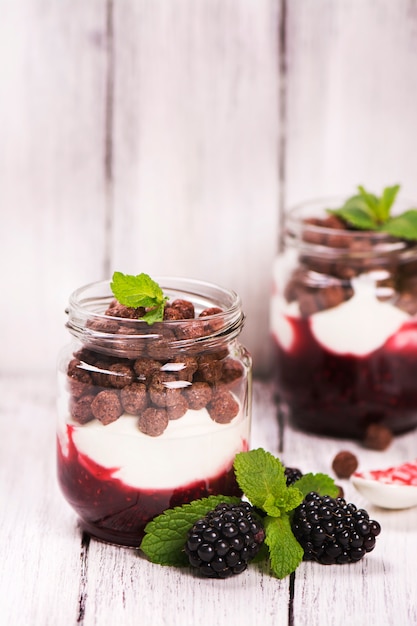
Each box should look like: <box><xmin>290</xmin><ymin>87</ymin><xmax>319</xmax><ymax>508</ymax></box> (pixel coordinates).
<box><xmin>66</xmin><ymin>298</ymin><xmax>244</xmax><ymax>437</ymax></box>
<box><xmin>285</xmin><ymin>214</ymin><xmax>417</xmax><ymax>316</ymax></box>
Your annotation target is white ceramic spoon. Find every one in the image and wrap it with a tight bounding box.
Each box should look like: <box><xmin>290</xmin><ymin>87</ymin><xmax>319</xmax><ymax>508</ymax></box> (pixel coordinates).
<box><xmin>351</xmin><ymin>460</ymin><xmax>417</xmax><ymax>509</ymax></box>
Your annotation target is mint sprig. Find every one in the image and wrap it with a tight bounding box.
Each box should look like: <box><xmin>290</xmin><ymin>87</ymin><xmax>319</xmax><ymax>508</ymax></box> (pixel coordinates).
<box><xmin>264</xmin><ymin>515</ymin><xmax>304</xmax><ymax>580</ymax></box>
<box><xmin>234</xmin><ymin>449</ymin><xmax>338</xmax><ymax>578</ymax></box>
<box><xmin>327</xmin><ymin>184</ymin><xmax>417</xmax><ymax>240</ymax></box>
<box><xmin>140</xmin><ymin>495</ymin><xmax>241</xmax><ymax>566</ymax></box>
<box><xmin>140</xmin><ymin>448</ymin><xmax>339</xmax><ymax>579</ymax></box>
<box><xmin>110</xmin><ymin>271</ymin><xmax>168</xmax><ymax>324</ymax></box>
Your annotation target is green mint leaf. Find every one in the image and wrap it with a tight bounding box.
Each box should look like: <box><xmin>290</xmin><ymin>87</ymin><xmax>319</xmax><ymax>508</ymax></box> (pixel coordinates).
<box><xmin>141</xmin><ymin>303</ymin><xmax>166</xmax><ymax>325</ymax></box>
<box><xmin>140</xmin><ymin>495</ymin><xmax>240</xmax><ymax>566</ymax></box>
<box><xmin>325</xmin><ymin>184</ymin><xmax>417</xmax><ymax>237</ymax></box>
<box><xmin>379</xmin><ymin>184</ymin><xmax>400</xmax><ymax>221</ymax></box>
<box><xmin>379</xmin><ymin>210</ymin><xmax>417</xmax><ymax>241</ymax></box>
<box><xmin>327</xmin><ymin>196</ymin><xmax>377</xmax><ymax>230</ymax></box>
<box><xmin>264</xmin><ymin>515</ymin><xmax>304</xmax><ymax>579</ymax></box>
<box><xmin>234</xmin><ymin>449</ymin><xmax>303</xmax><ymax>518</ymax></box>
<box><xmin>357</xmin><ymin>185</ymin><xmax>380</xmax><ymax>217</ymax></box>
<box><xmin>282</xmin><ymin>485</ymin><xmax>304</xmax><ymax>512</ymax></box>
<box><xmin>261</xmin><ymin>486</ymin><xmax>303</xmax><ymax>517</ymax></box>
<box><xmin>292</xmin><ymin>472</ymin><xmax>339</xmax><ymax>499</ymax></box>
<box><xmin>234</xmin><ymin>448</ymin><xmax>287</xmax><ymax>512</ymax></box>
<box><xmin>110</xmin><ymin>271</ymin><xmax>167</xmax><ymax>310</ymax></box>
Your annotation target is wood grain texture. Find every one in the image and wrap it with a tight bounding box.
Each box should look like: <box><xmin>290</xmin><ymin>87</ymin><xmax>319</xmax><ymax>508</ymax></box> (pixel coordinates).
<box><xmin>2</xmin><ymin>375</ymin><xmax>417</xmax><ymax>625</ymax></box>
<box><xmin>0</xmin><ymin>375</ymin><xmax>82</xmax><ymax>624</ymax></box>
<box><xmin>111</xmin><ymin>0</ymin><xmax>281</xmax><ymax>376</ymax></box>
<box><xmin>0</xmin><ymin>0</ymin><xmax>109</xmax><ymax>373</ymax></box>
<box><xmin>285</xmin><ymin>0</ymin><xmax>417</xmax><ymax>207</ymax></box>
<box><xmin>282</xmin><ymin>410</ymin><xmax>417</xmax><ymax>626</ymax></box>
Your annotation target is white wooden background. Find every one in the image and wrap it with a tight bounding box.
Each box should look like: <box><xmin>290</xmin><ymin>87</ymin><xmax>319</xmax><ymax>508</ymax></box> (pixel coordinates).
<box><xmin>2</xmin><ymin>0</ymin><xmax>417</xmax><ymax>377</ymax></box>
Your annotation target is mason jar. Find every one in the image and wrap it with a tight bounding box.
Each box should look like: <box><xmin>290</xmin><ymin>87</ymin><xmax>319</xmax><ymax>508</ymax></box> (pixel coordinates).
<box><xmin>271</xmin><ymin>198</ymin><xmax>417</xmax><ymax>439</ymax></box>
<box><xmin>57</xmin><ymin>277</ymin><xmax>252</xmax><ymax>547</ymax></box>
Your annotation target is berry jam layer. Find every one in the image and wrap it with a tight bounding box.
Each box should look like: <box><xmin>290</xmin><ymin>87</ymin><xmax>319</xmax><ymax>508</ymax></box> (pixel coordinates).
<box><xmin>57</xmin><ymin>428</ymin><xmax>244</xmax><ymax>547</ymax></box>
<box><xmin>274</xmin><ymin>316</ymin><xmax>417</xmax><ymax>438</ymax></box>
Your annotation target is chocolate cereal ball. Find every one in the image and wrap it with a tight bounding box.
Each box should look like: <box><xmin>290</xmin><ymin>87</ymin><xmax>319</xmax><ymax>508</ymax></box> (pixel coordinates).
<box><xmin>91</xmin><ymin>390</ymin><xmax>123</xmax><ymax>425</ymax></box>
<box><xmin>120</xmin><ymin>382</ymin><xmax>148</xmax><ymax>415</ymax></box>
<box><xmin>221</xmin><ymin>358</ymin><xmax>244</xmax><ymax>386</ymax></box>
<box><xmin>183</xmin><ymin>382</ymin><xmax>213</xmax><ymax>410</ymax></box>
<box><xmin>166</xmin><ymin>356</ymin><xmax>198</xmax><ymax>382</ymax></box>
<box><xmin>149</xmin><ymin>373</ymin><xmax>184</xmax><ymax>407</ymax></box>
<box><xmin>167</xmin><ymin>395</ymin><xmax>188</xmax><ymax>420</ymax></box>
<box><xmin>198</xmin><ymin>307</ymin><xmax>224</xmax><ymax>334</ymax></box>
<box><xmin>67</xmin><ymin>359</ymin><xmax>93</xmax><ymax>398</ymax></box>
<box><xmin>364</xmin><ymin>424</ymin><xmax>393</xmax><ymax>450</ymax></box>
<box><xmin>195</xmin><ymin>354</ymin><xmax>223</xmax><ymax>384</ymax></box>
<box><xmin>108</xmin><ymin>362</ymin><xmax>135</xmax><ymax>388</ymax></box>
<box><xmin>133</xmin><ymin>358</ymin><xmax>162</xmax><ymax>384</ymax></box>
<box><xmin>170</xmin><ymin>299</ymin><xmax>195</xmax><ymax>319</ymax></box>
<box><xmin>331</xmin><ymin>451</ymin><xmax>359</xmax><ymax>479</ymax></box>
<box><xmin>105</xmin><ymin>299</ymin><xmax>146</xmax><ymax>319</ymax></box>
<box><xmin>71</xmin><ymin>394</ymin><xmax>95</xmax><ymax>424</ymax></box>
<box><xmin>138</xmin><ymin>407</ymin><xmax>169</xmax><ymax>437</ymax></box>
<box><xmin>207</xmin><ymin>390</ymin><xmax>239</xmax><ymax>424</ymax></box>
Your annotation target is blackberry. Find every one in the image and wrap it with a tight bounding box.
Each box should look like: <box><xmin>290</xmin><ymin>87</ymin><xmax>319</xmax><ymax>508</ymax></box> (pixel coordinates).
<box><xmin>185</xmin><ymin>502</ymin><xmax>265</xmax><ymax>578</ymax></box>
<box><xmin>291</xmin><ymin>492</ymin><xmax>381</xmax><ymax>565</ymax></box>
<box><xmin>284</xmin><ymin>466</ymin><xmax>303</xmax><ymax>486</ymax></box>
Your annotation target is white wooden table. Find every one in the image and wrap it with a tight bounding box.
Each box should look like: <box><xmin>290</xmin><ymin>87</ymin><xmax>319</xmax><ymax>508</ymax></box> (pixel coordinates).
<box><xmin>2</xmin><ymin>374</ymin><xmax>417</xmax><ymax>626</ymax></box>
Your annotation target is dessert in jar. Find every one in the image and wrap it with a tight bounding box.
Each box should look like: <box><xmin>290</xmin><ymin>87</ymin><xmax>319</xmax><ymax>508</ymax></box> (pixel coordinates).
<box><xmin>271</xmin><ymin>186</ymin><xmax>417</xmax><ymax>439</ymax></box>
<box><xmin>57</xmin><ymin>274</ymin><xmax>252</xmax><ymax>547</ymax></box>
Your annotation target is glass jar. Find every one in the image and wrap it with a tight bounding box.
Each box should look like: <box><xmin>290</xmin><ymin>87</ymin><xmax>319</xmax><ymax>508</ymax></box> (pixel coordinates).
<box><xmin>271</xmin><ymin>198</ymin><xmax>417</xmax><ymax>439</ymax></box>
<box><xmin>57</xmin><ymin>277</ymin><xmax>252</xmax><ymax>547</ymax></box>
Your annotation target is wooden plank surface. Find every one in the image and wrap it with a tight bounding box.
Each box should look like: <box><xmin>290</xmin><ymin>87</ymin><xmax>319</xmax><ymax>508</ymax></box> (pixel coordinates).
<box><xmin>2</xmin><ymin>375</ymin><xmax>417</xmax><ymax>625</ymax></box>
<box><xmin>0</xmin><ymin>0</ymin><xmax>109</xmax><ymax>372</ymax></box>
<box><xmin>283</xmin><ymin>415</ymin><xmax>417</xmax><ymax>626</ymax></box>
<box><xmin>0</xmin><ymin>375</ymin><xmax>82</xmax><ymax>624</ymax></box>
<box><xmin>285</xmin><ymin>0</ymin><xmax>417</xmax><ymax>207</ymax></box>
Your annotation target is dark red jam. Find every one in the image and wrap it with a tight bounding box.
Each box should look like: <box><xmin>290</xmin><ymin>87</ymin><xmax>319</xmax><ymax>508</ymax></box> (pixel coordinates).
<box><xmin>57</xmin><ymin>427</ymin><xmax>243</xmax><ymax>547</ymax></box>
<box><xmin>274</xmin><ymin>316</ymin><xmax>417</xmax><ymax>439</ymax></box>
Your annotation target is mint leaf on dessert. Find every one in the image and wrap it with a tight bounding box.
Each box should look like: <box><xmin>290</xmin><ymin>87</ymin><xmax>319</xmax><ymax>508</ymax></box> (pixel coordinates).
<box><xmin>357</xmin><ymin>185</ymin><xmax>380</xmax><ymax>211</ymax></box>
<box><xmin>326</xmin><ymin>183</ymin><xmax>417</xmax><ymax>240</ymax></box>
<box><xmin>379</xmin><ymin>184</ymin><xmax>400</xmax><ymax>221</ymax></box>
<box><xmin>379</xmin><ymin>210</ymin><xmax>417</xmax><ymax>240</ymax></box>
<box><xmin>110</xmin><ymin>271</ymin><xmax>168</xmax><ymax>324</ymax></box>
<box><xmin>141</xmin><ymin>303</ymin><xmax>166</xmax><ymax>325</ymax></box>
<box><xmin>234</xmin><ymin>448</ymin><xmax>303</xmax><ymax>516</ymax></box>
<box><xmin>140</xmin><ymin>495</ymin><xmax>241</xmax><ymax>566</ymax></box>
<box><xmin>327</xmin><ymin>197</ymin><xmax>377</xmax><ymax>230</ymax></box>
<box><xmin>264</xmin><ymin>515</ymin><xmax>304</xmax><ymax>579</ymax></box>
<box><xmin>292</xmin><ymin>472</ymin><xmax>339</xmax><ymax>499</ymax></box>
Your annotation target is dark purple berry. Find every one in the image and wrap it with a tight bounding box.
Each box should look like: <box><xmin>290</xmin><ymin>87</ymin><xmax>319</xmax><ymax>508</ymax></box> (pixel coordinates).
<box><xmin>185</xmin><ymin>502</ymin><xmax>265</xmax><ymax>578</ymax></box>
<box><xmin>284</xmin><ymin>466</ymin><xmax>303</xmax><ymax>486</ymax></box>
<box><xmin>291</xmin><ymin>492</ymin><xmax>381</xmax><ymax>565</ymax></box>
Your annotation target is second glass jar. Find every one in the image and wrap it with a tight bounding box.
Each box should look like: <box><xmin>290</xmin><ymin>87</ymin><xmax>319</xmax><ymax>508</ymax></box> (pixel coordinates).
<box><xmin>271</xmin><ymin>199</ymin><xmax>417</xmax><ymax>439</ymax></box>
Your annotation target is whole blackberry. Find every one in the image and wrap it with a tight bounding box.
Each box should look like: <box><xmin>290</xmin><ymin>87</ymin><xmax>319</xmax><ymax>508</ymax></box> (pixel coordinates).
<box><xmin>291</xmin><ymin>492</ymin><xmax>381</xmax><ymax>565</ymax></box>
<box><xmin>185</xmin><ymin>502</ymin><xmax>265</xmax><ymax>578</ymax></box>
<box><xmin>284</xmin><ymin>466</ymin><xmax>303</xmax><ymax>486</ymax></box>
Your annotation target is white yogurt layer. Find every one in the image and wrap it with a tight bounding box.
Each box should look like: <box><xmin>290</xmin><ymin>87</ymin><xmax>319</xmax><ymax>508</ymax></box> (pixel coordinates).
<box><xmin>271</xmin><ymin>272</ymin><xmax>411</xmax><ymax>357</ymax></box>
<box><xmin>57</xmin><ymin>384</ymin><xmax>248</xmax><ymax>491</ymax></box>
<box><xmin>310</xmin><ymin>275</ymin><xmax>410</xmax><ymax>356</ymax></box>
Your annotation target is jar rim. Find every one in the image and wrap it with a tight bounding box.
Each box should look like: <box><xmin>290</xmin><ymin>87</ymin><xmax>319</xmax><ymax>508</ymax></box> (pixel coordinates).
<box><xmin>65</xmin><ymin>276</ymin><xmax>245</xmax><ymax>357</ymax></box>
<box><xmin>284</xmin><ymin>196</ymin><xmax>417</xmax><ymax>257</ymax></box>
